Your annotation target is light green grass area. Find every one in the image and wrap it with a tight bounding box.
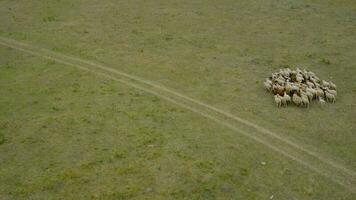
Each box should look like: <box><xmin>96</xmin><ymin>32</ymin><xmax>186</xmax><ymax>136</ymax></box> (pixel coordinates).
<box><xmin>0</xmin><ymin>0</ymin><xmax>355</xmax><ymax>199</ymax></box>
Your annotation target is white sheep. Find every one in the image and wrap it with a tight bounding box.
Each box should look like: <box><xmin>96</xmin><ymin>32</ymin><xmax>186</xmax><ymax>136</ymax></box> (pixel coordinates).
<box><xmin>292</xmin><ymin>93</ymin><xmax>302</xmax><ymax>106</ymax></box>
<box><xmin>280</xmin><ymin>68</ymin><xmax>290</xmax><ymax>77</ymax></box>
<box><xmin>274</xmin><ymin>95</ymin><xmax>282</xmax><ymax>107</ymax></box>
<box><xmin>306</xmin><ymin>87</ymin><xmax>317</xmax><ymax>97</ymax></box>
<box><xmin>315</xmin><ymin>88</ymin><xmax>324</xmax><ymax>98</ymax></box>
<box><xmin>264</xmin><ymin>81</ymin><xmax>272</xmax><ymax>92</ymax></box>
<box><xmin>290</xmin><ymin>83</ymin><xmax>299</xmax><ymax>92</ymax></box>
<box><xmin>322</xmin><ymin>80</ymin><xmax>330</xmax><ymax>88</ymax></box>
<box><xmin>306</xmin><ymin>81</ymin><xmax>315</xmax><ymax>88</ymax></box>
<box><xmin>266</xmin><ymin>78</ymin><xmax>272</xmax><ymax>84</ymax></box>
<box><xmin>325</xmin><ymin>91</ymin><xmax>336</xmax><ymax>103</ymax></box>
<box><xmin>300</xmin><ymin>92</ymin><xmax>310</xmax><ymax>107</ymax></box>
<box><xmin>275</xmin><ymin>77</ymin><xmax>285</xmax><ymax>85</ymax></box>
<box><xmin>296</xmin><ymin>74</ymin><xmax>304</xmax><ymax>83</ymax></box>
<box><xmin>306</xmin><ymin>91</ymin><xmax>313</xmax><ymax>101</ymax></box>
<box><xmin>329</xmin><ymin>81</ymin><xmax>337</xmax><ymax>90</ymax></box>
<box><xmin>309</xmin><ymin>77</ymin><xmax>318</xmax><ymax>84</ymax></box>
<box><xmin>282</xmin><ymin>92</ymin><xmax>291</xmax><ymax>105</ymax></box>
<box><xmin>318</xmin><ymin>96</ymin><xmax>326</xmax><ymax>105</ymax></box>
<box><xmin>307</xmin><ymin>71</ymin><xmax>316</xmax><ymax>78</ymax></box>
<box><xmin>296</xmin><ymin>68</ymin><xmax>302</xmax><ymax>74</ymax></box>
<box><xmin>266</xmin><ymin>68</ymin><xmax>337</xmax><ymax>108</ymax></box>
<box><xmin>326</xmin><ymin>88</ymin><xmax>337</xmax><ymax>97</ymax></box>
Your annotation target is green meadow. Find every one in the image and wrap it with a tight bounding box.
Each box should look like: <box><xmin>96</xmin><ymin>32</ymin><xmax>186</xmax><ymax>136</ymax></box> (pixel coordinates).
<box><xmin>0</xmin><ymin>0</ymin><xmax>355</xmax><ymax>199</ymax></box>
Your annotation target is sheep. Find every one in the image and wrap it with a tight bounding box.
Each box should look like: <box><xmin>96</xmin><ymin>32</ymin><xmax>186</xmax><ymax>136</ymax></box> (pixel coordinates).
<box><xmin>271</xmin><ymin>73</ymin><xmax>278</xmax><ymax>80</ymax></box>
<box><xmin>329</xmin><ymin>81</ymin><xmax>337</xmax><ymax>90</ymax></box>
<box><xmin>314</xmin><ymin>82</ymin><xmax>321</xmax><ymax>88</ymax></box>
<box><xmin>273</xmin><ymin>84</ymin><xmax>285</xmax><ymax>96</ymax></box>
<box><xmin>309</xmin><ymin>77</ymin><xmax>318</xmax><ymax>84</ymax></box>
<box><xmin>279</xmin><ymin>68</ymin><xmax>290</xmax><ymax>77</ymax></box>
<box><xmin>306</xmin><ymin>87</ymin><xmax>317</xmax><ymax>97</ymax></box>
<box><xmin>303</xmin><ymin>69</ymin><xmax>309</xmax><ymax>79</ymax></box>
<box><xmin>264</xmin><ymin>81</ymin><xmax>272</xmax><ymax>92</ymax></box>
<box><xmin>306</xmin><ymin>91</ymin><xmax>314</xmax><ymax>101</ymax></box>
<box><xmin>306</xmin><ymin>71</ymin><xmax>316</xmax><ymax>78</ymax></box>
<box><xmin>300</xmin><ymin>92</ymin><xmax>310</xmax><ymax>107</ymax></box>
<box><xmin>265</xmin><ymin>78</ymin><xmax>272</xmax><ymax>84</ymax></box>
<box><xmin>315</xmin><ymin>88</ymin><xmax>324</xmax><ymax>98</ymax></box>
<box><xmin>306</xmin><ymin>81</ymin><xmax>315</xmax><ymax>88</ymax></box>
<box><xmin>326</xmin><ymin>88</ymin><xmax>337</xmax><ymax>97</ymax></box>
<box><xmin>325</xmin><ymin>91</ymin><xmax>336</xmax><ymax>103</ymax></box>
<box><xmin>292</xmin><ymin>93</ymin><xmax>303</xmax><ymax>106</ymax></box>
<box><xmin>275</xmin><ymin>77</ymin><xmax>285</xmax><ymax>85</ymax></box>
<box><xmin>274</xmin><ymin>95</ymin><xmax>282</xmax><ymax>107</ymax></box>
<box><xmin>282</xmin><ymin>92</ymin><xmax>291</xmax><ymax>105</ymax></box>
<box><xmin>265</xmin><ymin>68</ymin><xmax>337</xmax><ymax>108</ymax></box>
<box><xmin>296</xmin><ymin>74</ymin><xmax>304</xmax><ymax>83</ymax></box>
<box><xmin>318</xmin><ymin>96</ymin><xmax>326</xmax><ymax>105</ymax></box>
<box><xmin>290</xmin><ymin>83</ymin><xmax>299</xmax><ymax>92</ymax></box>
<box><xmin>277</xmin><ymin>94</ymin><xmax>289</xmax><ymax>107</ymax></box>
<box><xmin>296</xmin><ymin>68</ymin><xmax>302</xmax><ymax>74</ymax></box>
<box><xmin>322</xmin><ymin>80</ymin><xmax>330</xmax><ymax>88</ymax></box>
<box><xmin>285</xmin><ymin>82</ymin><xmax>292</xmax><ymax>94</ymax></box>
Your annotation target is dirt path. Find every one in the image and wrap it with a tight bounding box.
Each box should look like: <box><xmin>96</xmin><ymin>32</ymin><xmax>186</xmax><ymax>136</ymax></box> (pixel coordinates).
<box><xmin>0</xmin><ymin>36</ymin><xmax>355</xmax><ymax>193</ymax></box>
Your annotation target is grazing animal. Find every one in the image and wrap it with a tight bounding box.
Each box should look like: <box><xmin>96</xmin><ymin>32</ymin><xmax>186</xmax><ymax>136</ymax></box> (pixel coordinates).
<box><xmin>329</xmin><ymin>81</ymin><xmax>337</xmax><ymax>90</ymax></box>
<box><xmin>273</xmin><ymin>84</ymin><xmax>284</xmax><ymax>95</ymax></box>
<box><xmin>271</xmin><ymin>73</ymin><xmax>278</xmax><ymax>80</ymax></box>
<box><xmin>265</xmin><ymin>78</ymin><xmax>272</xmax><ymax>84</ymax></box>
<box><xmin>309</xmin><ymin>77</ymin><xmax>318</xmax><ymax>84</ymax></box>
<box><xmin>285</xmin><ymin>82</ymin><xmax>292</xmax><ymax>94</ymax></box>
<box><xmin>326</xmin><ymin>89</ymin><xmax>337</xmax><ymax>97</ymax></box>
<box><xmin>266</xmin><ymin>68</ymin><xmax>337</xmax><ymax>108</ymax></box>
<box><xmin>318</xmin><ymin>96</ymin><xmax>326</xmax><ymax>105</ymax></box>
<box><xmin>306</xmin><ymin>81</ymin><xmax>314</xmax><ymax>88</ymax></box>
<box><xmin>282</xmin><ymin>92</ymin><xmax>291</xmax><ymax>106</ymax></box>
<box><xmin>291</xmin><ymin>84</ymin><xmax>299</xmax><ymax>93</ymax></box>
<box><xmin>296</xmin><ymin>68</ymin><xmax>302</xmax><ymax>74</ymax></box>
<box><xmin>306</xmin><ymin>91</ymin><xmax>314</xmax><ymax>101</ymax></box>
<box><xmin>280</xmin><ymin>68</ymin><xmax>290</xmax><ymax>77</ymax></box>
<box><xmin>296</xmin><ymin>74</ymin><xmax>304</xmax><ymax>83</ymax></box>
<box><xmin>275</xmin><ymin>77</ymin><xmax>285</xmax><ymax>85</ymax></box>
<box><xmin>292</xmin><ymin>93</ymin><xmax>302</xmax><ymax>106</ymax></box>
<box><xmin>325</xmin><ymin>91</ymin><xmax>336</xmax><ymax>103</ymax></box>
<box><xmin>315</xmin><ymin>88</ymin><xmax>324</xmax><ymax>98</ymax></box>
<box><xmin>274</xmin><ymin>95</ymin><xmax>282</xmax><ymax>107</ymax></box>
<box><xmin>264</xmin><ymin>81</ymin><xmax>272</xmax><ymax>92</ymax></box>
<box><xmin>300</xmin><ymin>92</ymin><xmax>310</xmax><ymax>107</ymax></box>
<box><xmin>306</xmin><ymin>71</ymin><xmax>316</xmax><ymax>78</ymax></box>
<box><xmin>322</xmin><ymin>80</ymin><xmax>330</xmax><ymax>88</ymax></box>
<box><xmin>306</xmin><ymin>87</ymin><xmax>316</xmax><ymax>97</ymax></box>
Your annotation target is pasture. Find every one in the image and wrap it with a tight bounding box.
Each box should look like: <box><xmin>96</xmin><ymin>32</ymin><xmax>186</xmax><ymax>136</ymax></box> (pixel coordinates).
<box><xmin>0</xmin><ymin>0</ymin><xmax>355</xmax><ymax>199</ymax></box>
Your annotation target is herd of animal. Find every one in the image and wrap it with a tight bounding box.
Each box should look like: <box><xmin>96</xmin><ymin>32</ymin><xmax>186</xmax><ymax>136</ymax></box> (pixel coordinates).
<box><xmin>264</xmin><ymin>68</ymin><xmax>337</xmax><ymax>107</ymax></box>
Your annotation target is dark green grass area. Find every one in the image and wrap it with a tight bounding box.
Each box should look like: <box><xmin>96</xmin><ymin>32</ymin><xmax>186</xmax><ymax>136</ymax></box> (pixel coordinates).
<box><xmin>0</xmin><ymin>48</ymin><xmax>354</xmax><ymax>199</ymax></box>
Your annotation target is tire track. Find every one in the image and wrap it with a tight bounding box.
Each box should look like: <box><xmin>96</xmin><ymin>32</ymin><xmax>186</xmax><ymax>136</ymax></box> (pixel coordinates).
<box><xmin>0</xmin><ymin>37</ymin><xmax>355</xmax><ymax>193</ymax></box>
<box><xmin>1</xmin><ymin>36</ymin><xmax>354</xmax><ymax>178</ymax></box>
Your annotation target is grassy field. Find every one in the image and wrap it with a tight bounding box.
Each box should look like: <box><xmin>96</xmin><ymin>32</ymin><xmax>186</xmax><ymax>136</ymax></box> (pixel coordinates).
<box><xmin>0</xmin><ymin>0</ymin><xmax>355</xmax><ymax>199</ymax></box>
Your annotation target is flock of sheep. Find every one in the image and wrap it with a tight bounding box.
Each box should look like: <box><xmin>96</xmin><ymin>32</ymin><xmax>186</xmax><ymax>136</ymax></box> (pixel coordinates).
<box><xmin>264</xmin><ymin>68</ymin><xmax>337</xmax><ymax>107</ymax></box>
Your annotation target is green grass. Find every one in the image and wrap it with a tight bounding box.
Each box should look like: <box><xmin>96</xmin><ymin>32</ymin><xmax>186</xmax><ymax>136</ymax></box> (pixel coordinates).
<box><xmin>0</xmin><ymin>0</ymin><xmax>355</xmax><ymax>199</ymax></box>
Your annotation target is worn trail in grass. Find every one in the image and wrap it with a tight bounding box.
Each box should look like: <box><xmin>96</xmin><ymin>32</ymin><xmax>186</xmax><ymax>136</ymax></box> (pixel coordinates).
<box><xmin>0</xmin><ymin>47</ymin><xmax>355</xmax><ymax>199</ymax></box>
<box><xmin>1</xmin><ymin>0</ymin><xmax>355</xmax><ymax>199</ymax></box>
<box><xmin>0</xmin><ymin>0</ymin><xmax>354</xmax><ymax>170</ymax></box>
<box><xmin>0</xmin><ymin>37</ymin><xmax>355</xmax><ymax>193</ymax></box>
